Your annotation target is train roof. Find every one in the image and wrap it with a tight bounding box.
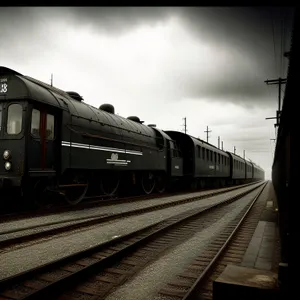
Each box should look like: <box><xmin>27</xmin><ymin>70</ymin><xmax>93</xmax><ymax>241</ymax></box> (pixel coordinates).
<box><xmin>0</xmin><ymin>66</ymin><xmax>165</xmax><ymax>141</ymax></box>
<box><xmin>190</xmin><ymin>135</ymin><xmax>229</xmax><ymax>156</ymax></box>
<box><xmin>165</xmin><ymin>130</ymin><xmax>230</xmax><ymax>157</ymax></box>
<box><xmin>252</xmin><ymin>162</ymin><xmax>264</xmax><ymax>171</ymax></box>
<box><xmin>245</xmin><ymin>159</ymin><xmax>252</xmax><ymax>167</ymax></box>
<box><xmin>226</xmin><ymin>151</ymin><xmax>246</xmax><ymax>163</ymax></box>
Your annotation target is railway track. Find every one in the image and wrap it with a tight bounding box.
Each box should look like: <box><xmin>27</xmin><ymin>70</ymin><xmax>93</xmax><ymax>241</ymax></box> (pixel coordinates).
<box><xmin>0</xmin><ymin>182</ymin><xmax>262</xmax><ymax>250</ymax></box>
<box><xmin>157</xmin><ymin>181</ymin><xmax>270</xmax><ymax>300</ymax></box>
<box><xmin>0</xmin><ymin>181</ymin><xmax>261</xmax><ymax>222</ymax></box>
<box><xmin>0</xmin><ymin>181</ymin><xmax>266</xmax><ymax>300</ymax></box>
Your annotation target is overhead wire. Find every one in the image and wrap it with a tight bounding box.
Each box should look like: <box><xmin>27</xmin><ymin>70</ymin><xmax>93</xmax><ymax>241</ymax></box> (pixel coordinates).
<box><xmin>269</xmin><ymin>8</ymin><xmax>277</xmax><ymax>76</ymax></box>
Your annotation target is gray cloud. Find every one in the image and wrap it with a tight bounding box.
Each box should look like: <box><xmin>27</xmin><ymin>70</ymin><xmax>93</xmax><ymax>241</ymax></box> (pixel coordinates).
<box><xmin>0</xmin><ymin>6</ymin><xmax>294</xmax><ymax>109</ymax></box>
<box><xmin>62</xmin><ymin>7</ymin><xmax>294</xmax><ymax>106</ymax></box>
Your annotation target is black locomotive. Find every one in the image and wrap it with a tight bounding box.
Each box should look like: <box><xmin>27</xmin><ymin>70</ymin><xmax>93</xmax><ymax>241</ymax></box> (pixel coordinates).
<box><xmin>0</xmin><ymin>66</ymin><xmax>264</xmax><ymax>206</ymax></box>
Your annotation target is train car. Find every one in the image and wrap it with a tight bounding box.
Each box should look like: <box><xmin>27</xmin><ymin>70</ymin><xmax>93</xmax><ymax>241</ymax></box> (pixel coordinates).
<box><xmin>226</xmin><ymin>152</ymin><xmax>246</xmax><ymax>184</ymax></box>
<box><xmin>0</xmin><ymin>66</ymin><xmax>182</xmax><ymax>205</ymax></box>
<box><xmin>245</xmin><ymin>159</ymin><xmax>253</xmax><ymax>182</ymax></box>
<box><xmin>164</xmin><ymin>131</ymin><xmax>230</xmax><ymax>188</ymax></box>
<box><xmin>252</xmin><ymin>163</ymin><xmax>265</xmax><ymax>181</ymax></box>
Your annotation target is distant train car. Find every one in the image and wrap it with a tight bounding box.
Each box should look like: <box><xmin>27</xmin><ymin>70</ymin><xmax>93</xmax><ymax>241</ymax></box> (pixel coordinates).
<box><xmin>252</xmin><ymin>163</ymin><xmax>265</xmax><ymax>181</ymax></box>
<box><xmin>245</xmin><ymin>159</ymin><xmax>253</xmax><ymax>182</ymax></box>
<box><xmin>227</xmin><ymin>152</ymin><xmax>247</xmax><ymax>184</ymax></box>
<box><xmin>164</xmin><ymin>131</ymin><xmax>231</xmax><ymax>188</ymax></box>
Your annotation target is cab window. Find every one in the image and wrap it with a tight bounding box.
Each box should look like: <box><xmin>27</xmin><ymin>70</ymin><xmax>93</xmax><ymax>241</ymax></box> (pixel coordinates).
<box><xmin>46</xmin><ymin>114</ymin><xmax>54</xmax><ymax>140</ymax></box>
<box><xmin>31</xmin><ymin>109</ymin><xmax>40</xmax><ymax>137</ymax></box>
<box><xmin>7</xmin><ymin>104</ymin><xmax>22</xmax><ymax>134</ymax></box>
<box><xmin>31</xmin><ymin>110</ymin><xmax>55</xmax><ymax>140</ymax></box>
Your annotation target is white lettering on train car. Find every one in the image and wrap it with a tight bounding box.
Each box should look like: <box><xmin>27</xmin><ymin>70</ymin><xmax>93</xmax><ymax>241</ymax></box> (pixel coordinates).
<box><xmin>106</xmin><ymin>153</ymin><xmax>131</xmax><ymax>166</ymax></box>
<box><xmin>0</xmin><ymin>83</ymin><xmax>7</xmax><ymax>93</ymax></box>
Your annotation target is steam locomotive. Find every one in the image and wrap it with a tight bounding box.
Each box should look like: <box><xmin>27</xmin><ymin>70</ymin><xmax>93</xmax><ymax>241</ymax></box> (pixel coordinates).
<box><xmin>0</xmin><ymin>66</ymin><xmax>264</xmax><ymax>206</ymax></box>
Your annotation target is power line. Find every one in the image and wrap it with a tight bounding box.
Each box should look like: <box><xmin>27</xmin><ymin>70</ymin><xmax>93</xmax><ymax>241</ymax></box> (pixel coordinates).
<box><xmin>269</xmin><ymin>9</ymin><xmax>277</xmax><ymax>75</ymax></box>
<box><xmin>280</xmin><ymin>9</ymin><xmax>284</xmax><ymax>76</ymax></box>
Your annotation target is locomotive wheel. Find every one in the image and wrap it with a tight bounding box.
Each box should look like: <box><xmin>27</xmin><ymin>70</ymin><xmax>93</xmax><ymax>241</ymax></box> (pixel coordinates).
<box><xmin>62</xmin><ymin>177</ymin><xmax>89</xmax><ymax>205</ymax></box>
<box><xmin>141</xmin><ymin>171</ymin><xmax>155</xmax><ymax>194</ymax></box>
<box><xmin>155</xmin><ymin>173</ymin><xmax>166</xmax><ymax>193</ymax></box>
<box><xmin>100</xmin><ymin>173</ymin><xmax>120</xmax><ymax>195</ymax></box>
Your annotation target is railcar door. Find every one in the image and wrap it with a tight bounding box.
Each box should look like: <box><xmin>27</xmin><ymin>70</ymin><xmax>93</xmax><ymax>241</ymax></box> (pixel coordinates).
<box><xmin>28</xmin><ymin>106</ymin><xmax>59</xmax><ymax>176</ymax></box>
<box><xmin>167</xmin><ymin>140</ymin><xmax>183</xmax><ymax>177</ymax></box>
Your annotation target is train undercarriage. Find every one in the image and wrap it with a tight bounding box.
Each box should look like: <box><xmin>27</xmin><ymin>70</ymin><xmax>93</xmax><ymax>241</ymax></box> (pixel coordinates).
<box><xmin>1</xmin><ymin>169</ymin><xmax>257</xmax><ymax>211</ymax></box>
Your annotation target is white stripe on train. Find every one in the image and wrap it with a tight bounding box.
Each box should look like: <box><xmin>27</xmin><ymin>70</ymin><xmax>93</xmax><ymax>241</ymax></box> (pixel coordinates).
<box><xmin>61</xmin><ymin>141</ymin><xmax>143</xmax><ymax>156</ymax></box>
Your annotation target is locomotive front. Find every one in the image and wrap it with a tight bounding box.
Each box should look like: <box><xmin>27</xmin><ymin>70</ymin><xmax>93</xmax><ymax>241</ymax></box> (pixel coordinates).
<box><xmin>0</xmin><ymin>74</ymin><xmax>25</xmax><ymax>192</ymax></box>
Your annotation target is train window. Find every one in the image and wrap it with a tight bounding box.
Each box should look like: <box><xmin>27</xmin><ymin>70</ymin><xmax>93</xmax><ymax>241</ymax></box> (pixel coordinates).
<box><xmin>202</xmin><ymin>148</ymin><xmax>205</xmax><ymax>159</ymax></box>
<box><xmin>218</xmin><ymin>154</ymin><xmax>220</xmax><ymax>164</ymax></box>
<box><xmin>214</xmin><ymin>152</ymin><xmax>216</xmax><ymax>163</ymax></box>
<box><xmin>210</xmin><ymin>151</ymin><xmax>213</xmax><ymax>161</ymax></box>
<box><xmin>46</xmin><ymin>114</ymin><xmax>55</xmax><ymax>140</ymax></box>
<box><xmin>169</xmin><ymin>140</ymin><xmax>178</xmax><ymax>157</ymax></box>
<box><xmin>206</xmin><ymin>149</ymin><xmax>209</xmax><ymax>161</ymax></box>
<box><xmin>7</xmin><ymin>104</ymin><xmax>22</xmax><ymax>135</ymax></box>
<box><xmin>31</xmin><ymin>109</ymin><xmax>40</xmax><ymax>137</ymax></box>
<box><xmin>197</xmin><ymin>146</ymin><xmax>200</xmax><ymax>158</ymax></box>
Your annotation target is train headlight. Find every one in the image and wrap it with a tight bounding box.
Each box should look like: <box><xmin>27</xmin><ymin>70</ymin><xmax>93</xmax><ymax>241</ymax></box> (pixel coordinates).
<box><xmin>3</xmin><ymin>150</ymin><xmax>11</xmax><ymax>160</ymax></box>
<box><xmin>4</xmin><ymin>161</ymin><xmax>11</xmax><ymax>171</ymax></box>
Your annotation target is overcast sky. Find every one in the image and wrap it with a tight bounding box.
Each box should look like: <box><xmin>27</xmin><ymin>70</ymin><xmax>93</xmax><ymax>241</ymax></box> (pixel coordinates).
<box><xmin>0</xmin><ymin>7</ymin><xmax>295</xmax><ymax>179</ymax></box>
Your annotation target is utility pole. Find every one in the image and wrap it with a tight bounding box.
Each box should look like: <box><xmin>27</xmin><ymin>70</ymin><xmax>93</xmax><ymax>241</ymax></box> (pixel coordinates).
<box><xmin>265</xmin><ymin>77</ymin><xmax>287</xmax><ymax>127</ymax></box>
<box><xmin>50</xmin><ymin>74</ymin><xmax>53</xmax><ymax>87</ymax></box>
<box><xmin>234</xmin><ymin>146</ymin><xmax>236</xmax><ymax>154</ymax></box>
<box><xmin>182</xmin><ymin>117</ymin><xmax>187</xmax><ymax>134</ymax></box>
<box><xmin>204</xmin><ymin>126</ymin><xmax>211</xmax><ymax>143</ymax></box>
<box><xmin>243</xmin><ymin>150</ymin><xmax>245</xmax><ymax>159</ymax></box>
<box><xmin>218</xmin><ymin>136</ymin><xmax>220</xmax><ymax>149</ymax></box>
<box><xmin>221</xmin><ymin>141</ymin><xmax>223</xmax><ymax>150</ymax></box>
